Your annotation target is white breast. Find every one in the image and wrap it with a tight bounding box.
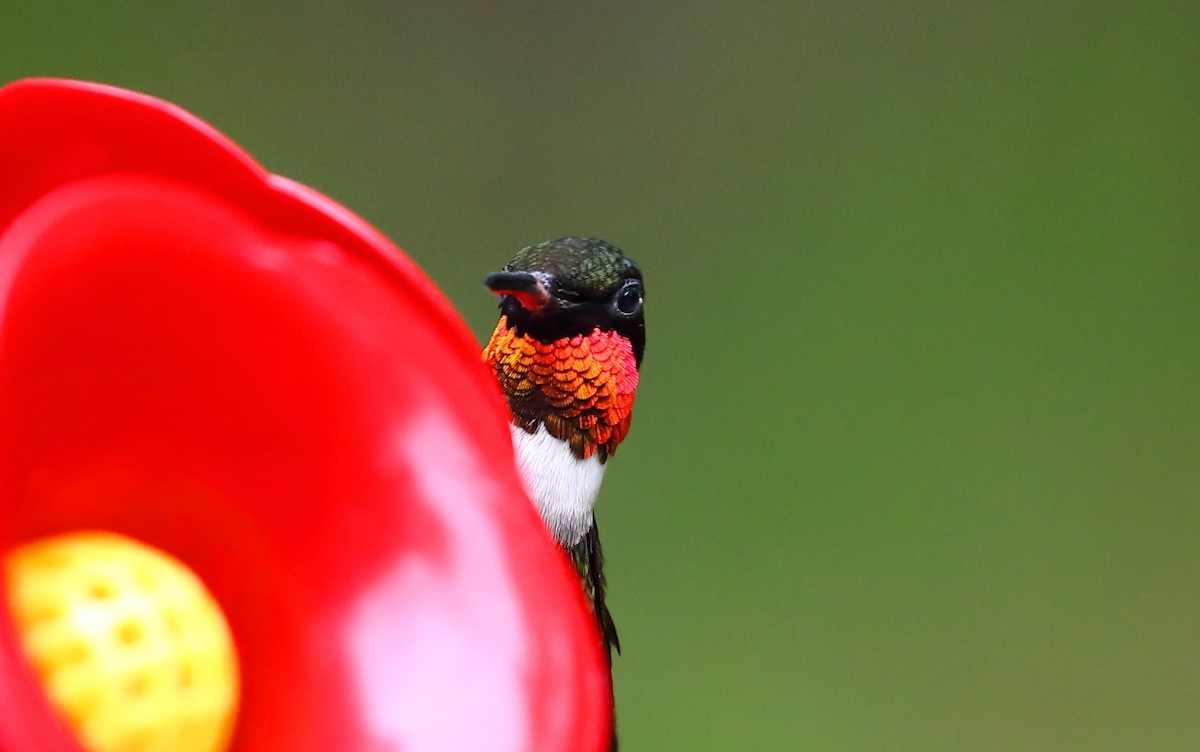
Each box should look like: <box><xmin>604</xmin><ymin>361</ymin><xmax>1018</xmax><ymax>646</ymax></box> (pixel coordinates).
<box><xmin>509</xmin><ymin>423</ymin><xmax>606</xmax><ymax>546</ymax></box>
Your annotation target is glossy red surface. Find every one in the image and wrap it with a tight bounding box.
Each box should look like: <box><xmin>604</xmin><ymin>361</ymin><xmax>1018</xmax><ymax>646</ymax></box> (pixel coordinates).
<box><xmin>0</xmin><ymin>79</ymin><xmax>610</xmax><ymax>752</ymax></box>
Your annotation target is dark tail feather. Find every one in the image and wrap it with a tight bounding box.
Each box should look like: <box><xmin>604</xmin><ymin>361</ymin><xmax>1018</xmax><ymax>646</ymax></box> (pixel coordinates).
<box><xmin>570</xmin><ymin>518</ymin><xmax>620</xmax><ymax>749</ymax></box>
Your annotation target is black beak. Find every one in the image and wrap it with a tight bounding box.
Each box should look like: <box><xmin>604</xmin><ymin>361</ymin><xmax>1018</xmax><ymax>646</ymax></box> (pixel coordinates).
<box><xmin>484</xmin><ymin>270</ymin><xmax>555</xmax><ymax>311</ymax></box>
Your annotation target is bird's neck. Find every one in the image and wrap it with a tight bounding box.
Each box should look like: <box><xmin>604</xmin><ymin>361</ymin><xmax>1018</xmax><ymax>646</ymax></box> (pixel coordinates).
<box><xmin>484</xmin><ymin>316</ymin><xmax>639</xmax><ymax>545</ymax></box>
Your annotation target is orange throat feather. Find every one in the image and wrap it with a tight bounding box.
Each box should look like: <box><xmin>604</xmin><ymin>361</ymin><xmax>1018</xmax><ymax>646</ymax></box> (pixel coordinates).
<box><xmin>483</xmin><ymin>316</ymin><xmax>638</xmax><ymax>463</ymax></box>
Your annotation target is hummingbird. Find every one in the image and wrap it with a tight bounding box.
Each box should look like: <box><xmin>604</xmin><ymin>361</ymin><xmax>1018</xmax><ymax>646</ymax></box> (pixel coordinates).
<box><xmin>483</xmin><ymin>237</ymin><xmax>644</xmax><ymax>746</ymax></box>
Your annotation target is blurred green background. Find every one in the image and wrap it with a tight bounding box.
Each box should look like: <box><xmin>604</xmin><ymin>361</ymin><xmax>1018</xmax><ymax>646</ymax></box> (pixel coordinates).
<box><xmin>5</xmin><ymin>2</ymin><xmax>1198</xmax><ymax>749</ymax></box>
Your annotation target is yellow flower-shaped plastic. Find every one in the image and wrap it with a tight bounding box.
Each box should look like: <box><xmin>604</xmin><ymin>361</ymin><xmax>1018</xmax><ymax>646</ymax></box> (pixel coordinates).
<box><xmin>3</xmin><ymin>532</ymin><xmax>239</xmax><ymax>752</ymax></box>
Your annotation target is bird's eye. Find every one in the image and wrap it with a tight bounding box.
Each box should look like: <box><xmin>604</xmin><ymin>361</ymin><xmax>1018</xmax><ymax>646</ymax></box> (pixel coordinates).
<box><xmin>613</xmin><ymin>281</ymin><xmax>642</xmax><ymax>315</ymax></box>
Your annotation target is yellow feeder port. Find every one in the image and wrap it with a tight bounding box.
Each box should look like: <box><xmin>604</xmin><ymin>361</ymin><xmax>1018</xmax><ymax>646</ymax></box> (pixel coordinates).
<box><xmin>3</xmin><ymin>532</ymin><xmax>239</xmax><ymax>752</ymax></box>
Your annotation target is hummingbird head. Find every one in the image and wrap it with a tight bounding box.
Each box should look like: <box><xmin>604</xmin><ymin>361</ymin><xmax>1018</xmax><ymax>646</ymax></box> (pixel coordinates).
<box><xmin>483</xmin><ymin>237</ymin><xmax>644</xmax><ymax>464</ymax></box>
<box><xmin>484</xmin><ymin>237</ymin><xmax>645</xmax><ymax>366</ymax></box>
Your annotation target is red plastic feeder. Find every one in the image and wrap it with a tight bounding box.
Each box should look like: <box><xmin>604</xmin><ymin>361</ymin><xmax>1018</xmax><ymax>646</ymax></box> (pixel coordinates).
<box><xmin>0</xmin><ymin>79</ymin><xmax>610</xmax><ymax>752</ymax></box>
